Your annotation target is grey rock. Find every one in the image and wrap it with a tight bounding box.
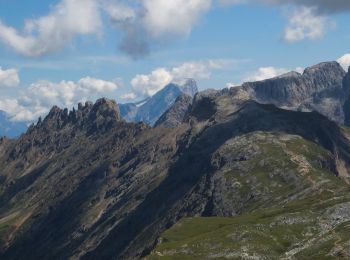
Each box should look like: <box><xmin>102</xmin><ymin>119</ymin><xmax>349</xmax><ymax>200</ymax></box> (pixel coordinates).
<box><xmin>120</xmin><ymin>79</ymin><xmax>198</xmax><ymax>126</ymax></box>
<box><xmin>155</xmin><ymin>94</ymin><xmax>193</xmax><ymax>128</ymax></box>
<box><xmin>241</xmin><ymin>61</ymin><xmax>347</xmax><ymax>124</ymax></box>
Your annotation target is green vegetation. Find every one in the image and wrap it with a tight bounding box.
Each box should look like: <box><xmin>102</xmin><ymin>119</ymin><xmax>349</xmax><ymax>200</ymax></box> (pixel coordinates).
<box><xmin>150</xmin><ymin>193</ymin><xmax>350</xmax><ymax>259</ymax></box>
<box><xmin>149</xmin><ymin>133</ymin><xmax>350</xmax><ymax>259</ymax></box>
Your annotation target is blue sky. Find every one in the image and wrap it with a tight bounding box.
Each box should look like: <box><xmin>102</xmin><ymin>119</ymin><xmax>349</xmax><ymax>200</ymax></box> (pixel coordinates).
<box><xmin>0</xmin><ymin>0</ymin><xmax>349</xmax><ymax>121</ymax></box>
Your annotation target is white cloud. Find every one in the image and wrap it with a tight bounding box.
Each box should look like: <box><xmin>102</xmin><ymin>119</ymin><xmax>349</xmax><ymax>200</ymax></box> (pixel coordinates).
<box><xmin>102</xmin><ymin>1</ymin><xmax>136</xmax><ymax>25</ymax></box>
<box><xmin>0</xmin><ymin>0</ymin><xmax>213</xmax><ymax>58</ymax></box>
<box><xmin>127</xmin><ymin>59</ymin><xmax>233</xmax><ymax>99</ymax></box>
<box><xmin>0</xmin><ymin>0</ymin><xmax>347</xmax><ymax>58</ymax></box>
<box><xmin>0</xmin><ymin>67</ymin><xmax>20</xmax><ymax>87</ymax></box>
<box><xmin>130</xmin><ymin>68</ymin><xmax>173</xmax><ymax>98</ymax></box>
<box><xmin>226</xmin><ymin>82</ymin><xmax>240</xmax><ymax>88</ymax></box>
<box><xmin>219</xmin><ymin>0</ymin><xmax>249</xmax><ymax>5</ymax></box>
<box><xmin>337</xmin><ymin>54</ymin><xmax>350</xmax><ymax>71</ymax></box>
<box><xmin>106</xmin><ymin>0</ymin><xmax>213</xmax><ymax>58</ymax></box>
<box><xmin>142</xmin><ymin>0</ymin><xmax>212</xmax><ymax>37</ymax></box>
<box><xmin>244</xmin><ymin>67</ymin><xmax>289</xmax><ymax>82</ymax></box>
<box><xmin>228</xmin><ymin>66</ymin><xmax>304</xmax><ymax>87</ymax></box>
<box><xmin>0</xmin><ymin>0</ymin><xmax>102</xmax><ymax>57</ymax></box>
<box><xmin>264</xmin><ymin>0</ymin><xmax>350</xmax><ymax>14</ymax></box>
<box><xmin>283</xmin><ymin>7</ymin><xmax>328</xmax><ymax>43</ymax></box>
<box><xmin>0</xmin><ymin>98</ymin><xmax>47</xmax><ymax>122</ymax></box>
<box><xmin>78</xmin><ymin>77</ymin><xmax>119</xmax><ymax>92</ymax></box>
<box><xmin>0</xmin><ymin>77</ymin><xmax>120</xmax><ymax>122</ymax></box>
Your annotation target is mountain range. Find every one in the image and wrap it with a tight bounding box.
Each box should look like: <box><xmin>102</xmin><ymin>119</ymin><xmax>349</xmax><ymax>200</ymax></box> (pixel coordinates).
<box><xmin>0</xmin><ymin>61</ymin><xmax>350</xmax><ymax>259</ymax></box>
<box><xmin>1</xmin><ymin>62</ymin><xmax>349</xmax><ymax>137</ymax></box>
<box><xmin>0</xmin><ymin>79</ymin><xmax>198</xmax><ymax>138</ymax></box>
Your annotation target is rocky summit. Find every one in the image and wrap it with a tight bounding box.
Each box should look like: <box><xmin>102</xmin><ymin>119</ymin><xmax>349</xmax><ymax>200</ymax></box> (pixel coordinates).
<box><xmin>0</xmin><ymin>62</ymin><xmax>350</xmax><ymax>259</ymax></box>
<box><xmin>120</xmin><ymin>79</ymin><xmax>198</xmax><ymax>126</ymax></box>
<box><xmin>240</xmin><ymin>61</ymin><xmax>350</xmax><ymax>125</ymax></box>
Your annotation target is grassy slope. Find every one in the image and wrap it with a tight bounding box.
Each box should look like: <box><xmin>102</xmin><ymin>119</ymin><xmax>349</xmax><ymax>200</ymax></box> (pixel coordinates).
<box><xmin>149</xmin><ymin>133</ymin><xmax>350</xmax><ymax>259</ymax></box>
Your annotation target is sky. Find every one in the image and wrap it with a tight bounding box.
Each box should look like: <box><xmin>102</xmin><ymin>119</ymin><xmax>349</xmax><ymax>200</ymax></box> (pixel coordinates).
<box><xmin>0</xmin><ymin>0</ymin><xmax>349</xmax><ymax>122</ymax></box>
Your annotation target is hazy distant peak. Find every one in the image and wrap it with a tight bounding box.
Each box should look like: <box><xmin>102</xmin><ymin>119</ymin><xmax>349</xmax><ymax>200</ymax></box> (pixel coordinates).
<box><xmin>303</xmin><ymin>61</ymin><xmax>345</xmax><ymax>75</ymax></box>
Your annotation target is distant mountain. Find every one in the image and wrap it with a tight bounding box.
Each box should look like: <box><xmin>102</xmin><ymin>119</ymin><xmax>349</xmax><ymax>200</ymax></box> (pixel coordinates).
<box><xmin>242</xmin><ymin>61</ymin><xmax>348</xmax><ymax>125</ymax></box>
<box><xmin>0</xmin><ymin>111</ymin><xmax>27</xmax><ymax>138</ymax></box>
<box><xmin>120</xmin><ymin>79</ymin><xmax>198</xmax><ymax>126</ymax></box>
<box><xmin>154</xmin><ymin>61</ymin><xmax>350</xmax><ymax>129</ymax></box>
<box><xmin>118</xmin><ymin>98</ymin><xmax>149</xmax><ymax>123</ymax></box>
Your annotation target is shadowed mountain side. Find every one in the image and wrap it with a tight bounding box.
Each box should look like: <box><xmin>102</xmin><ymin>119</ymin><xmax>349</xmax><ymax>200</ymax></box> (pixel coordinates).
<box><xmin>154</xmin><ymin>94</ymin><xmax>193</xmax><ymax>128</ymax></box>
<box><xmin>1</xmin><ymin>92</ymin><xmax>350</xmax><ymax>259</ymax></box>
<box><xmin>84</xmin><ymin>101</ymin><xmax>350</xmax><ymax>259</ymax></box>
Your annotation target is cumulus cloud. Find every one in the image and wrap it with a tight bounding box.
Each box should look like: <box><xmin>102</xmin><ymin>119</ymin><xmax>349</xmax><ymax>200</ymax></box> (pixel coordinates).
<box><xmin>220</xmin><ymin>0</ymin><xmax>343</xmax><ymax>43</ymax></box>
<box><xmin>264</xmin><ymin>0</ymin><xmax>350</xmax><ymax>14</ymax></box>
<box><xmin>226</xmin><ymin>82</ymin><xmax>240</xmax><ymax>88</ymax></box>
<box><xmin>244</xmin><ymin>67</ymin><xmax>289</xmax><ymax>82</ymax></box>
<box><xmin>0</xmin><ymin>0</ymin><xmax>348</xmax><ymax>58</ymax></box>
<box><xmin>0</xmin><ymin>77</ymin><xmax>119</xmax><ymax>122</ymax></box>
<box><xmin>0</xmin><ymin>98</ymin><xmax>47</xmax><ymax>123</ymax></box>
<box><xmin>2</xmin><ymin>0</ymin><xmax>346</xmax><ymax>58</ymax></box>
<box><xmin>0</xmin><ymin>0</ymin><xmax>213</xmax><ymax>58</ymax></box>
<box><xmin>78</xmin><ymin>77</ymin><xmax>119</xmax><ymax>92</ymax></box>
<box><xmin>102</xmin><ymin>1</ymin><xmax>136</xmax><ymax>24</ymax></box>
<box><xmin>337</xmin><ymin>54</ymin><xmax>350</xmax><ymax>71</ymax></box>
<box><xmin>219</xmin><ymin>0</ymin><xmax>248</xmax><ymax>5</ymax></box>
<box><xmin>225</xmin><ymin>66</ymin><xmax>304</xmax><ymax>87</ymax></box>
<box><xmin>283</xmin><ymin>7</ymin><xmax>328</xmax><ymax>43</ymax></box>
<box><xmin>130</xmin><ymin>68</ymin><xmax>173</xmax><ymax>98</ymax></box>
<box><xmin>0</xmin><ymin>67</ymin><xmax>20</xmax><ymax>87</ymax></box>
<box><xmin>142</xmin><ymin>0</ymin><xmax>211</xmax><ymax>37</ymax></box>
<box><xmin>106</xmin><ymin>0</ymin><xmax>212</xmax><ymax>59</ymax></box>
<box><xmin>220</xmin><ymin>0</ymin><xmax>350</xmax><ymax>13</ymax></box>
<box><xmin>126</xmin><ymin>59</ymin><xmax>233</xmax><ymax>99</ymax></box>
<box><xmin>0</xmin><ymin>0</ymin><xmax>214</xmax><ymax>58</ymax></box>
<box><xmin>0</xmin><ymin>0</ymin><xmax>102</xmax><ymax>57</ymax></box>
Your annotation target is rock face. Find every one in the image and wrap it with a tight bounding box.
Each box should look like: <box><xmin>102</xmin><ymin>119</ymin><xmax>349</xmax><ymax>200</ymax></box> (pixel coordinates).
<box><xmin>242</xmin><ymin>61</ymin><xmax>347</xmax><ymax>124</ymax></box>
<box><xmin>243</xmin><ymin>62</ymin><xmax>345</xmax><ymax>106</ymax></box>
<box><xmin>1</xmin><ymin>92</ymin><xmax>350</xmax><ymax>259</ymax></box>
<box><xmin>2</xmin><ymin>61</ymin><xmax>350</xmax><ymax>139</ymax></box>
<box><xmin>3</xmin><ymin>61</ymin><xmax>350</xmax><ymax>139</ymax></box>
<box><xmin>0</xmin><ymin>111</ymin><xmax>28</xmax><ymax>138</ymax></box>
<box><xmin>153</xmin><ymin>61</ymin><xmax>350</xmax><ymax>128</ymax></box>
<box><xmin>342</xmin><ymin>68</ymin><xmax>350</xmax><ymax>126</ymax></box>
<box><xmin>119</xmin><ymin>99</ymin><xmax>149</xmax><ymax>123</ymax></box>
<box><xmin>154</xmin><ymin>94</ymin><xmax>193</xmax><ymax>128</ymax></box>
<box><xmin>120</xmin><ymin>79</ymin><xmax>198</xmax><ymax>126</ymax></box>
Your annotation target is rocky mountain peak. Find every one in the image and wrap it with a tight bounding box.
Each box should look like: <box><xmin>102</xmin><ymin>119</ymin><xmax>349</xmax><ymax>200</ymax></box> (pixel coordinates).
<box><xmin>179</xmin><ymin>78</ymin><xmax>198</xmax><ymax>97</ymax></box>
<box><xmin>303</xmin><ymin>61</ymin><xmax>345</xmax><ymax>76</ymax></box>
<box><xmin>34</xmin><ymin>98</ymin><xmax>122</xmax><ymax>134</ymax></box>
<box><xmin>119</xmin><ymin>79</ymin><xmax>198</xmax><ymax>125</ymax></box>
<box><xmin>276</xmin><ymin>71</ymin><xmax>302</xmax><ymax>79</ymax></box>
<box><xmin>241</xmin><ymin>61</ymin><xmax>346</xmax><ymax>111</ymax></box>
<box><xmin>89</xmin><ymin>98</ymin><xmax>121</xmax><ymax>121</ymax></box>
<box><xmin>343</xmin><ymin>67</ymin><xmax>350</xmax><ymax>95</ymax></box>
<box><xmin>8</xmin><ymin>98</ymin><xmax>124</xmax><ymax>162</ymax></box>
